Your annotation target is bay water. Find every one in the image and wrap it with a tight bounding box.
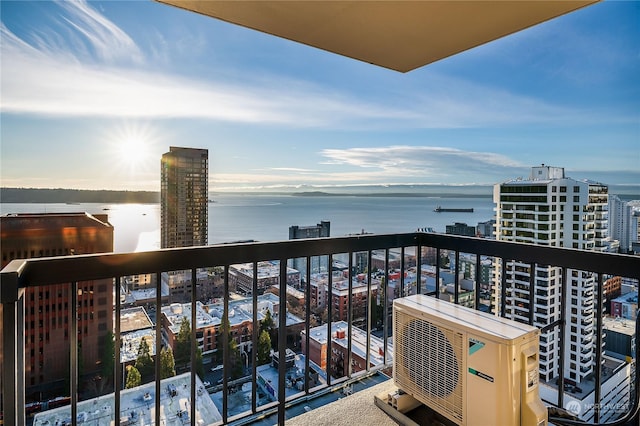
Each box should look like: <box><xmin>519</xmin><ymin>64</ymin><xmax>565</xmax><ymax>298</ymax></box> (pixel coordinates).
<box><xmin>1</xmin><ymin>193</ymin><xmax>495</xmax><ymax>253</ymax></box>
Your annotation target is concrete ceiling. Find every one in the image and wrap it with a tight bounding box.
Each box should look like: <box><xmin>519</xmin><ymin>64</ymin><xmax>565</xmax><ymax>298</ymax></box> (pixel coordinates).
<box><xmin>156</xmin><ymin>0</ymin><xmax>599</xmax><ymax>72</ymax></box>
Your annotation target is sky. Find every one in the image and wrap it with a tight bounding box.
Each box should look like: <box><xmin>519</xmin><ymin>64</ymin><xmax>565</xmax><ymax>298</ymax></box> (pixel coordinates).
<box><xmin>1</xmin><ymin>0</ymin><xmax>638</xmax><ymax>192</ymax></box>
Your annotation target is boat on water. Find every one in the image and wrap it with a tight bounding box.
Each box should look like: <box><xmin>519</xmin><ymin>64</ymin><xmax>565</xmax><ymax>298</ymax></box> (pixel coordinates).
<box><xmin>433</xmin><ymin>206</ymin><xmax>474</xmax><ymax>213</ymax></box>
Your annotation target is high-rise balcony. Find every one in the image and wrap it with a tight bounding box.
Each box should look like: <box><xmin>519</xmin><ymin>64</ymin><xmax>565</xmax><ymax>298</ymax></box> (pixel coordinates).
<box><xmin>2</xmin><ymin>232</ymin><xmax>639</xmax><ymax>425</ymax></box>
<box><xmin>1</xmin><ymin>1</ymin><xmax>638</xmax><ymax>423</ymax></box>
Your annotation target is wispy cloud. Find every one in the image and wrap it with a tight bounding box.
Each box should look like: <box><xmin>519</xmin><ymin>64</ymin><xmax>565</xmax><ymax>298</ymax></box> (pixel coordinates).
<box><xmin>1</xmin><ymin>1</ymin><xmax>629</xmax><ymax>130</ymax></box>
<box><xmin>55</xmin><ymin>0</ymin><xmax>144</xmax><ymax>64</ymax></box>
<box><xmin>209</xmin><ymin>146</ymin><xmax>529</xmax><ymax>189</ymax></box>
<box><xmin>269</xmin><ymin>167</ymin><xmax>318</xmax><ymax>173</ymax></box>
<box><xmin>321</xmin><ymin>145</ymin><xmax>526</xmax><ymax>178</ymax></box>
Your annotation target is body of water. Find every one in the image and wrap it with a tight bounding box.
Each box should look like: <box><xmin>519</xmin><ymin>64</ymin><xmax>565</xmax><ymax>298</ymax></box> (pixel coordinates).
<box><xmin>1</xmin><ymin>194</ymin><xmax>495</xmax><ymax>253</ymax></box>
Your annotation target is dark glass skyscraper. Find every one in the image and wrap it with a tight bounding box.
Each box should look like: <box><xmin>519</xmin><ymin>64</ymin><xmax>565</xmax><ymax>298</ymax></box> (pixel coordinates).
<box><xmin>161</xmin><ymin>146</ymin><xmax>208</xmax><ymax>249</ymax></box>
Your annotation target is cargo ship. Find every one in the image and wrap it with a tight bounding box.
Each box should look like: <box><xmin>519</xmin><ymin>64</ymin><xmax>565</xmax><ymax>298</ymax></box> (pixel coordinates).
<box><xmin>433</xmin><ymin>206</ymin><xmax>474</xmax><ymax>213</ymax></box>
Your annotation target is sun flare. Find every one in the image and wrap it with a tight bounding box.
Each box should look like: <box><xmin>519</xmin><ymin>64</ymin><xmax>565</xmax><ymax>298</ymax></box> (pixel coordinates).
<box><xmin>119</xmin><ymin>136</ymin><xmax>150</xmax><ymax>166</ymax></box>
<box><xmin>108</xmin><ymin>122</ymin><xmax>159</xmax><ymax>172</ymax></box>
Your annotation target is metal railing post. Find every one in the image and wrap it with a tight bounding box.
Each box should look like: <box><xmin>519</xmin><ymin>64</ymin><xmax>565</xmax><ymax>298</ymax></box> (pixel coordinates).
<box><xmin>70</xmin><ymin>282</ymin><xmax>78</xmax><ymax>426</ymax></box>
<box><xmin>277</xmin><ymin>260</ymin><xmax>287</xmax><ymax>426</ymax></box>
<box><xmin>1</xmin><ymin>268</ymin><xmax>25</xmax><ymax>426</ymax></box>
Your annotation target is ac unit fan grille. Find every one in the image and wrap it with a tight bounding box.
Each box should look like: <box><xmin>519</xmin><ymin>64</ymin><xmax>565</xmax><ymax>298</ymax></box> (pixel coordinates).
<box><xmin>395</xmin><ymin>313</ymin><xmax>464</xmax><ymax>422</ymax></box>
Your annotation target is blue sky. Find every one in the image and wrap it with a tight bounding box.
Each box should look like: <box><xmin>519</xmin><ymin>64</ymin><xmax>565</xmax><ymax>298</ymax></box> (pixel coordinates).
<box><xmin>1</xmin><ymin>0</ymin><xmax>638</xmax><ymax>192</ymax></box>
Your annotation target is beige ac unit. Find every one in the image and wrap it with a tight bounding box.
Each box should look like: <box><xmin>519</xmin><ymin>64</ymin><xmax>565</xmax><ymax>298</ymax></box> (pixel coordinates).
<box><xmin>393</xmin><ymin>294</ymin><xmax>548</xmax><ymax>426</ymax></box>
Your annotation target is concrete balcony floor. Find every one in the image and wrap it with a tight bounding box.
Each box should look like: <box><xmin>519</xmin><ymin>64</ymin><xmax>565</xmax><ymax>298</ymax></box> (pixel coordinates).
<box><xmin>288</xmin><ymin>380</ymin><xmax>398</xmax><ymax>426</ymax></box>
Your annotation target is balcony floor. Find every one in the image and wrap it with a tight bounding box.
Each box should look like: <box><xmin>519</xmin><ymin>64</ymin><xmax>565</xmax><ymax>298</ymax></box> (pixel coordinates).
<box><xmin>287</xmin><ymin>380</ymin><xmax>398</xmax><ymax>426</ymax></box>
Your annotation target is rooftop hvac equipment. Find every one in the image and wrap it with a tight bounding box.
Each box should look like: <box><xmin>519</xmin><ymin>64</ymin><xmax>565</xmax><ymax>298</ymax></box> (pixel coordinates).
<box><xmin>392</xmin><ymin>294</ymin><xmax>547</xmax><ymax>426</ymax></box>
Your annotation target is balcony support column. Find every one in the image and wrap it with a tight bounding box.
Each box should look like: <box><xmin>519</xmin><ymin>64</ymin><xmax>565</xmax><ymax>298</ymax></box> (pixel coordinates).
<box><xmin>1</xmin><ymin>268</ymin><xmax>25</xmax><ymax>426</ymax></box>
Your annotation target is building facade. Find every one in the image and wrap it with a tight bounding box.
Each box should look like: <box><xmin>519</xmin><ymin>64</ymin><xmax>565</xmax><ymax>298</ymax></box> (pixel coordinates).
<box><xmin>288</xmin><ymin>221</ymin><xmax>330</xmax><ymax>276</ymax></box>
<box><xmin>229</xmin><ymin>261</ymin><xmax>301</xmax><ymax>295</ymax></box>
<box><xmin>493</xmin><ymin>165</ymin><xmax>609</xmax><ymax>385</ymax></box>
<box><xmin>288</xmin><ymin>221</ymin><xmax>330</xmax><ymax>240</ymax></box>
<box><xmin>0</xmin><ymin>212</ymin><xmax>114</xmax><ymax>400</ymax></box>
<box><xmin>611</xmin><ymin>292</ymin><xmax>638</xmax><ymax>321</ymax></box>
<box><xmin>445</xmin><ymin>222</ymin><xmax>476</xmax><ymax>236</ymax></box>
<box><xmin>161</xmin><ymin>146</ymin><xmax>208</xmax><ymax>249</ymax></box>
<box><xmin>608</xmin><ymin>195</ymin><xmax>637</xmax><ymax>253</ymax></box>
<box><xmin>476</xmin><ymin>219</ymin><xmax>496</xmax><ymax>238</ymax></box>
<box><xmin>301</xmin><ymin>321</ymin><xmax>389</xmax><ymax>379</ymax></box>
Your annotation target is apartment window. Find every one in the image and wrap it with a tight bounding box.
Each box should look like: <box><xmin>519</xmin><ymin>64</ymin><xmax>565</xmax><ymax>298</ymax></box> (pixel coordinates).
<box><xmin>560</xmin><ymin>186</ymin><xmax>567</xmax><ymax>192</ymax></box>
<box><xmin>552</xmin><ymin>186</ymin><xmax>557</xmax><ymax>192</ymax></box>
<box><xmin>573</xmin><ymin>196</ymin><xmax>580</xmax><ymax>202</ymax></box>
<box><xmin>573</xmin><ymin>186</ymin><xmax>580</xmax><ymax>193</ymax></box>
<box><xmin>552</xmin><ymin>196</ymin><xmax>557</xmax><ymax>202</ymax></box>
<box><xmin>560</xmin><ymin>196</ymin><xmax>566</xmax><ymax>202</ymax></box>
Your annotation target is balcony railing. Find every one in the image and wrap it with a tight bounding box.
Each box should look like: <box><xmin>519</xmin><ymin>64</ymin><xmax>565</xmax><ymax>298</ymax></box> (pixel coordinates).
<box><xmin>2</xmin><ymin>232</ymin><xmax>639</xmax><ymax>425</ymax></box>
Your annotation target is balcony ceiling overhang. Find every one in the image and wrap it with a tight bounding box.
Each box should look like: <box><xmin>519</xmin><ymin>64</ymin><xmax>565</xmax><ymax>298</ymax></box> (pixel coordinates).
<box><xmin>155</xmin><ymin>0</ymin><xmax>598</xmax><ymax>72</ymax></box>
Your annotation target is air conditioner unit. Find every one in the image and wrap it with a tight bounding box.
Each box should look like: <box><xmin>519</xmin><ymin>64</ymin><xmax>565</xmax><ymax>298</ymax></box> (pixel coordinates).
<box><xmin>393</xmin><ymin>294</ymin><xmax>547</xmax><ymax>426</ymax></box>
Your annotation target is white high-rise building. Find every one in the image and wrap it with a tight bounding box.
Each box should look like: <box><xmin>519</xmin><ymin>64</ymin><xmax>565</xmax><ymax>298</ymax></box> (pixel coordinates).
<box><xmin>609</xmin><ymin>194</ymin><xmax>637</xmax><ymax>253</ymax></box>
<box><xmin>493</xmin><ymin>165</ymin><xmax>608</xmax><ymax>385</ymax></box>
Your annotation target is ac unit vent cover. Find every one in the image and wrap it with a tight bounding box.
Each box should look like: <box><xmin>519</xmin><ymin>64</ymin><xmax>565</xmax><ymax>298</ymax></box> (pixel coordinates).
<box><xmin>395</xmin><ymin>313</ymin><xmax>464</xmax><ymax>422</ymax></box>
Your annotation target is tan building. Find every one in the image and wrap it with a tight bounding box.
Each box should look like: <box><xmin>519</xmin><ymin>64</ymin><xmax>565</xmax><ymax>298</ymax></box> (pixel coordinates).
<box><xmin>301</xmin><ymin>321</ymin><xmax>390</xmax><ymax>379</ymax></box>
<box><xmin>229</xmin><ymin>261</ymin><xmax>300</xmax><ymax>295</ymax></box>
<box><xmin>0</xmin><ymin>212</ymin><xmax>114</xmax><ymax>400</ymax></box>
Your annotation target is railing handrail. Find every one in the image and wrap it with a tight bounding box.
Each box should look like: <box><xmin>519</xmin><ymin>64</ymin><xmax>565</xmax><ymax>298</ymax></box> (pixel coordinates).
<box><xmin>2</xmin><ymin>232</ymin><xmax>639</xmax><ymax>291</ymax></box>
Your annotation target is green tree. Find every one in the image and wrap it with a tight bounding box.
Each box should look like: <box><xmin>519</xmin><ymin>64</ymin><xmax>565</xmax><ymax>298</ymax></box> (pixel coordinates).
<box><xmin>257</xmin><ymin>330</ymin><xmax>272</xmax><ymax>365</ymax></box>
<box><xmin>229</xmin><ymin>339</ymin><xmax>244</xmax><ymax>379</ymax></box>
<box><xmin>260</xmin><ymin>309</ymin><xmax>274</xmax><ymax>335</ymax></box>
<box><xmin>174</xmin><ymin>317</ymin><xmax>204</xmax><ymax>376</ymax></box>
<box><xmin>260</xmin><ymin>309</ymin><xmax>277</xmax><ymax>349</ymax></box>
<box><xmin>160</xmin><ymin>346</ymin><xmax>176</xmax><ymax>379</ymax></box>
<box><xmin>216</xmin><ymin>317</ymin><xmax>244</xmax><ymax>378</ymax></box>
<box><xmin>135</xmin><ymin>337</ymin><xmax>154</xmax><ymax>380</ymax></box>
<box><xmin>125</xmin><ymin>365</ymin><xmax>142</xmax><ymax>389</ymax></box>
<box><xmin>175</xmin><ymin>318</ymin><xmax>192</xmax><ymax>367</ymax></box>
<box><xmin>195</xmin><ymin>346</ymin><xmax>204</xmax><ymax>378</ymax></box>
<box><xmin>100</xmin><ymin>331</ymin><xmax>115</xmax><ymax>379</ymax></box>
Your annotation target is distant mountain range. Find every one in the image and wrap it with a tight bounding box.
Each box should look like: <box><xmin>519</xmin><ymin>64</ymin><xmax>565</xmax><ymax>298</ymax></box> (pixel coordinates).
<box><xmin>0</xmin><ymin>188</ymin><xmax>159</xmax><ymax>203</ymax></box>
<box><xmin>2</xmin><ymin>183</ymin><xmax>638</xmax><ymax>203</ymax></box>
